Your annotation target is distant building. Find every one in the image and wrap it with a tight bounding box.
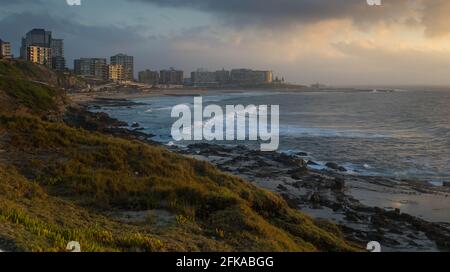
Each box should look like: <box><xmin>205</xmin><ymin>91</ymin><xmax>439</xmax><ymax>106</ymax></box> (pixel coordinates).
<box><xmin>215</xmin><ymin>69</ymin><xmax>231</xmax><ymax>85</ymax></box>
<box><xmin>311</xmin><ymin>83</ymin><xmax>326</xmax><ymax>89</ymax></box>
<box><xmin>26</xmin><ymin>46</ymin><xmax>52</xmax><ymax>67</ymax></box>
<box><xmin>74</xmin><ymin>59</ymin><xmax>91</xmax><ymax>76</ymax></box>
<box><xmin>231</xmin><ymin>69</ymin><xmax>273</xmax><ymax>84</ymax></box>
<box><xmin>51</xmin><ymin>39</ymin><xmax>65</xmax><ymax>71</ymax></box>
<box><xmin>90</xmin><ymin>58</ymin><xmax>108</xmax><ymax>80</ymax></box>
<box><xmin>110</xmin><ymin>54</ymin><xmax>134</xmax><ymax>81</ymax></box>
<box><xmin>191</xmin><ymin>69</ymin><xmax>217</xmax><ymax>86</ymax></box>
<box><xmin>20</xmin><ymin>29</ymin><xmax>64</xmax><ymax>70</ymax></box>
<box><xmin>74</xmin><ymin>58</ymin><xmax>108</xmax><ymax>80</ymax></box>
<box><xmin>0</xmin><ymin>39</ymin><xmax>12</xmax><ymax>59</ymax></box>
<box><xmin>273</xmin><ymin>76</ymin><xmax>285</xmax><ymax>84</ymax></box>
<box><xmin>21</xmin><ymin>29</ymin><xmax>52</xmax><ymax>60</ymax></box>
<box><xmin>108</xmin><ymin>64</ymin><xmax>125</xmax><ymax>82</ymax></box>
<box><xmin>160</xmin><ymin>68</ymin><xmax>184</xmax><ymax>85</ymax></box>
<box><xmin>138</xmin><ymin>69</ymin><xmax>160</xmax><ymax>85</ymax></box>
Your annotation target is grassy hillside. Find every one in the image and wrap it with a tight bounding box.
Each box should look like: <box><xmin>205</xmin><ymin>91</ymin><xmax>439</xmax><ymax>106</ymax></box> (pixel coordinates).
<box><xmin>0</xmin><ymin>60</ymin><xmax>87</xmax><ymax>91</ymax></box>
<box><xmin>0</xmin><ymin>60</ymin><xmax>360</xmax><ymax>252</ymax></box>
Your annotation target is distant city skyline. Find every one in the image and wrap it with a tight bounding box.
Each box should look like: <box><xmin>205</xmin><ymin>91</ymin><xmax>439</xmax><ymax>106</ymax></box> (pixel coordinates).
<box><xmin>2</xmin><ymin>0</ymin><xmax>450</xmax><ymax>85</ymax></box>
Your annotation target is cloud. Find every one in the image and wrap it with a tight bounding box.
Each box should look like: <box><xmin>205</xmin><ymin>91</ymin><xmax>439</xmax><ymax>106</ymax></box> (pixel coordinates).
<box><xmin>132</xmin><ymin>0</ymin><xmax>412</xmax><ymax>27</ymax></box>
<box><xmin>0</xmin><ymin>11</ymin><xmax>149</xmax><ymax>63</ymax></box>
<box><xmin>2</xmin><ymin>0</ymin><xmax>450</xmax><ymax>85</ymax></box>
<box><xmin>131</xmin><ymin>0</ymin><xmax>450</xmax><ymax>37</ymax></box>
<box><xmin>421</xmin><ymin>0</ymin><xmax>450</xmax><ymax>37</ymax></box>
<box><xmin>0</xmin><ymin>0</ymin><xmax>40</xmax><ymax>5</ymax></box>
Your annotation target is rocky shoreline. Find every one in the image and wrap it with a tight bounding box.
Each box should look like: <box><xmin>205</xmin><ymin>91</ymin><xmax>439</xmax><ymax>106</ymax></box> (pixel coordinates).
<box><xmin>177</xmin><ymin>143</ymin><xmax>450</xmax><ymax>252</ymax></box>
<box><xmin>77</xmin><ymin>98</ymin><xmax>450</xmax><ymax>252</ymax></box>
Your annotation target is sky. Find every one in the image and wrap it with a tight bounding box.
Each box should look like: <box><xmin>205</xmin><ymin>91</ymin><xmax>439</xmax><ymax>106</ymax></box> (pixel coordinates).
<box><xmin>1</xmin><ymin>0</ymin><xmax>450</xmax><ymax>85</ymax></box>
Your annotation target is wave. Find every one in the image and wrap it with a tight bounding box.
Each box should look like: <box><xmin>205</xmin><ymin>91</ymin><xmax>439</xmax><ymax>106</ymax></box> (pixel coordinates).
<box><xmin>280</xmin><ymin>126</ymin><xmax>390</xmax><ymax>139</ymax></box>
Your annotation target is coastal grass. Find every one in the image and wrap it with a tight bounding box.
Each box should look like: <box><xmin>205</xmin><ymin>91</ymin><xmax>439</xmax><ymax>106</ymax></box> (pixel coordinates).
<box><xmin>0</xmin><ymin>60</ymin><xmax>44</xmax><ymax>79</ymax></box>
<box><xmin>0</xmin><ymin>114</ymin><xmax>359</xmax><ymax>252</ymax></box>
<box><xmin>0</xmin><ymin>77</ymin><xmax>59</xmax><ymax>111</ymax></box>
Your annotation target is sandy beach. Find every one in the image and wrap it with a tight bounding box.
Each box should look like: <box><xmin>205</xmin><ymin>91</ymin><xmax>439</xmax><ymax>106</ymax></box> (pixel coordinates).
<box><xmin>68</xmin><ymin>87</ymin><xmax>300</xmax><ymax>104</ymax></box>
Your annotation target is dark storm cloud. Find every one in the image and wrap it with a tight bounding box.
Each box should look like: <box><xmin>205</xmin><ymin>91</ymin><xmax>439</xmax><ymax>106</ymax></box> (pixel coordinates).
<box><xmin>130</xmin><ymin>0</ymin><xmax>410</xmax><ymax>27</ymax></box>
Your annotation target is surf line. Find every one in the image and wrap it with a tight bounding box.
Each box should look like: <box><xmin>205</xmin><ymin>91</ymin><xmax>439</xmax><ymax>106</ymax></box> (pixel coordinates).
<box><xmin>171</xmin><ymin>97</ymin><xmax>280</xmax><ymax>151</ymax></box>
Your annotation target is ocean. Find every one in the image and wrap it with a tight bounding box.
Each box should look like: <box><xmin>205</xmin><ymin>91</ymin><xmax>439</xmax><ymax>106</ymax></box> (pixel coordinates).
<box><xmin>97</xmin><ymin>88</ymin><xmax>450</xmax><ymax>184</ymax></box>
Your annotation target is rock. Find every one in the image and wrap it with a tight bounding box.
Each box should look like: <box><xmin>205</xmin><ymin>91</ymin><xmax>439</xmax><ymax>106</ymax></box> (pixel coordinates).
<box><xmin>310</xmin><ymin>192</ymin><xmax>321</xmax><ymax>203</ymax></box>
<box><xmin>277</xmin><ymin>184</ymin><xmax>288</xmax><ymax>192</ymax></box>
<box><xmin>333</xmin><ymin>177</ymin><xmax>346</xmax><ymax>192</ymax></box>
<box><xmin>307</xmin><ymin>160</ymin><xmax>319</xmax><ymax>166</ymax></box>
<box><xmin>276</xmin><ymin>153</ymin><xmax>307</xmax><ymax>168</ymax></box>
<box><xmin>326</xmin><ymin>162</ymin><xmax>347</xmax><ymax>172</ymax></box>
<box><xmin>325</xmin><ymin>162</ymin><xmax>339</xmax><ymax>170</ymax></box>
<box><xmin>280</xmin><ymin>193</ymin><xmax>302</xmax><ymax>208</ymax></box>
<box><xmin>345</xmin><ymin>211</ymin><xmax>361</xmax><ymax>222</ymax></box>
<box><xmin>288</xmin><ymin>167</ymin><xmax>308</xmax><ymax>180</ymax></box>
<box><xmin>443</xmin><ymin>182</ymin><xmax>450</xmax><ymax>188</ymax></box>
<box><xmin>297</xmin><ymin>152</ymin><xmax>308</xmax><ymax>157</ymax></box>
<box><xmin>131</xmin><ymin>122</ymin><xmax>140</xmax><ymax>128</ymax></box>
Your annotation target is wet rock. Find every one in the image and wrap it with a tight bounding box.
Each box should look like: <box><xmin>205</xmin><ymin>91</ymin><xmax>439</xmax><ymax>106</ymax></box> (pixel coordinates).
<box><xmin>371</xmin><ymin>215</ymin><xmax>389</xmax><ymax>228</ymax></box>
<box><xmin>277</xmin><ymin>184</ymin><xmax>289</xmax><ymax>192</ymax></box>
<box><xmin>90</xmin><ymin>97</ymin><xmax>148</xmax><ymax>107</ymax></box>
<box><xmin>131</xmin><ymin>122</ymin><xmax>140</xmax><ymax>128</ymax></box>
<box><xmin>288</xmin><ymin>167</ymin><xmax>308</xmax><ymax>180</ymax></box>
<box><xmin>275</xmin><ymin>153</ymin><xmax>307</xmax><ymax>168</ymax></box>
<box><xmin>326</xmin><ymin>162</ymin><xmax>347</xmax><ymax>172</ymax></box>
<box><xmin>310</xmin><ymin>192</ymin><xmax>321</xmax><ymax>203</ymax></box>
<box><xmin>443</xmin><ymin>182</ymin><xmax>450</xmax><ymax>188</ymax></box>
<box><xmin>291</xmin><ymin>181</ymin><xmax>302</xmax><ymax>189</ymax></box>
<box><xmin>345</xmin><ymin>211</ymin><xmax>362</xmax><ymax>222</ymax></box>
<box><xmin>280</xmin><ymin>193</ymin><xmax>302</xmax><ymax>208</ymax></box>
<box><xmin>333</xmin><ymin>177</ymin><xmax>346</xmax><ymax>192</ymax></box>
<box><xmin>307</xmin><ymin>160</ymin><xmax>319</xmax><ymax>166</ymax></box>
<box><xmin>297</xmin><ymin>152</ymin><xmax>308</xmax><ymax>157</ymax></box>
<box><xmin>64</xmin><ymin>107</ymin><xmax>128</xmax><ymax>131</ymax></box>
<box><xmin>188</xmin><ymin>143</ymin><xmax>231</xmax><ymax>154</ymax></box>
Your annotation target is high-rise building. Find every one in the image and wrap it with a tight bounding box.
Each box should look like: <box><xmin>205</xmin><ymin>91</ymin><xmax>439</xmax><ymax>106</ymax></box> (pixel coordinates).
<box><xmin>231</xmin><ymin>69</ymin><xmax>273</xmax><ymax>84</ymax></box>
<box><xmin>90</xmin><ymin>58</ymin><xmax>108</xmax><ymax>80</ymax></box>
<box><xmin>160</xmin><ymin>68</ymin><xmax>184</xmax><ymax>85</ymax></box>
<box><xmin>21</xmin><ymin>29</ymin><xmax>52</xmax><ymax>59</ymax></box>
<box><xmin>26</xmin><ymin>46</ymin><xmax>52</xmax><ymax>67</ymax></box>
<box><xmin>191</xmin><ymin>69</ymin><xmax>217</xmax><ymax>86</ymax></box>
<box><xmin>138</xmin><ymin>69</ymin><xmax>160</xmax><ymax>85</ymax></box>
<box><xmin>74</xmin><ymin>58</ymin><xmax>108</xmax><ymax>80</ymax></box>
<box><xmin>108</xmin><ymin>64</ymin><xmax>125</xmax><ymax>82</ymax></box>
<box><xmin>20</xmin><ymin>29</ymin><xmax>64</xmax><ymax>70</ymax></box>
<box><xmin>74</xmin><ymin>58</ymin><xmax>91</xmax><ymax>76</ymax></box>
<box><xmin>0</xmin><ymin>39</ymin><xmax>12</xmax><ymax>59</ymax></box>
<box><xmin>110</xmin><ymin>54</ymin><xmax>134</xmax><ymax>81</ymax></box>
<box><xmin>264</xmin><ymin>70</ymin><xmax>273</xmax><ymax>83</ymax></box>
<box><xmin>51</xmin><ymin>39</ymin><xmax>65</xmax><ymax>71</ymax></box>
<box><xmin>215</xmin><ymin>69</ymin><xmax>231</xmax><ymax>85</ymax></box>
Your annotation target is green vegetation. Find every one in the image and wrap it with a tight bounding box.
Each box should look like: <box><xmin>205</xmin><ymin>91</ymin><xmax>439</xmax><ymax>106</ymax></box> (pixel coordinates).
<box><xmin>0</xmin><ymin>61</ymin><xmax>360</xmax><ymax>252</ymax></box>
<box><xmin>0</xmin><ymin>60</ymin><xmax>46</xmax><ymax>79</ymax></box>
<box><xmin>0</xmin><ymin>78</ymin><xmax>59</xmax><ymax>111</ymax></box>
<box><xmin>0</xmin><ymin>59</ymin><xmax>87</xmax><ymax>96</ymax></box>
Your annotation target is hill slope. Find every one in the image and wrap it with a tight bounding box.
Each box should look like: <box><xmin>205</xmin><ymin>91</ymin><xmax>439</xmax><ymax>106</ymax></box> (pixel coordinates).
<box><xmin>0</xmin><ymin>60</ymin><xmax>359</xmax><ymax>252</ymax></box>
